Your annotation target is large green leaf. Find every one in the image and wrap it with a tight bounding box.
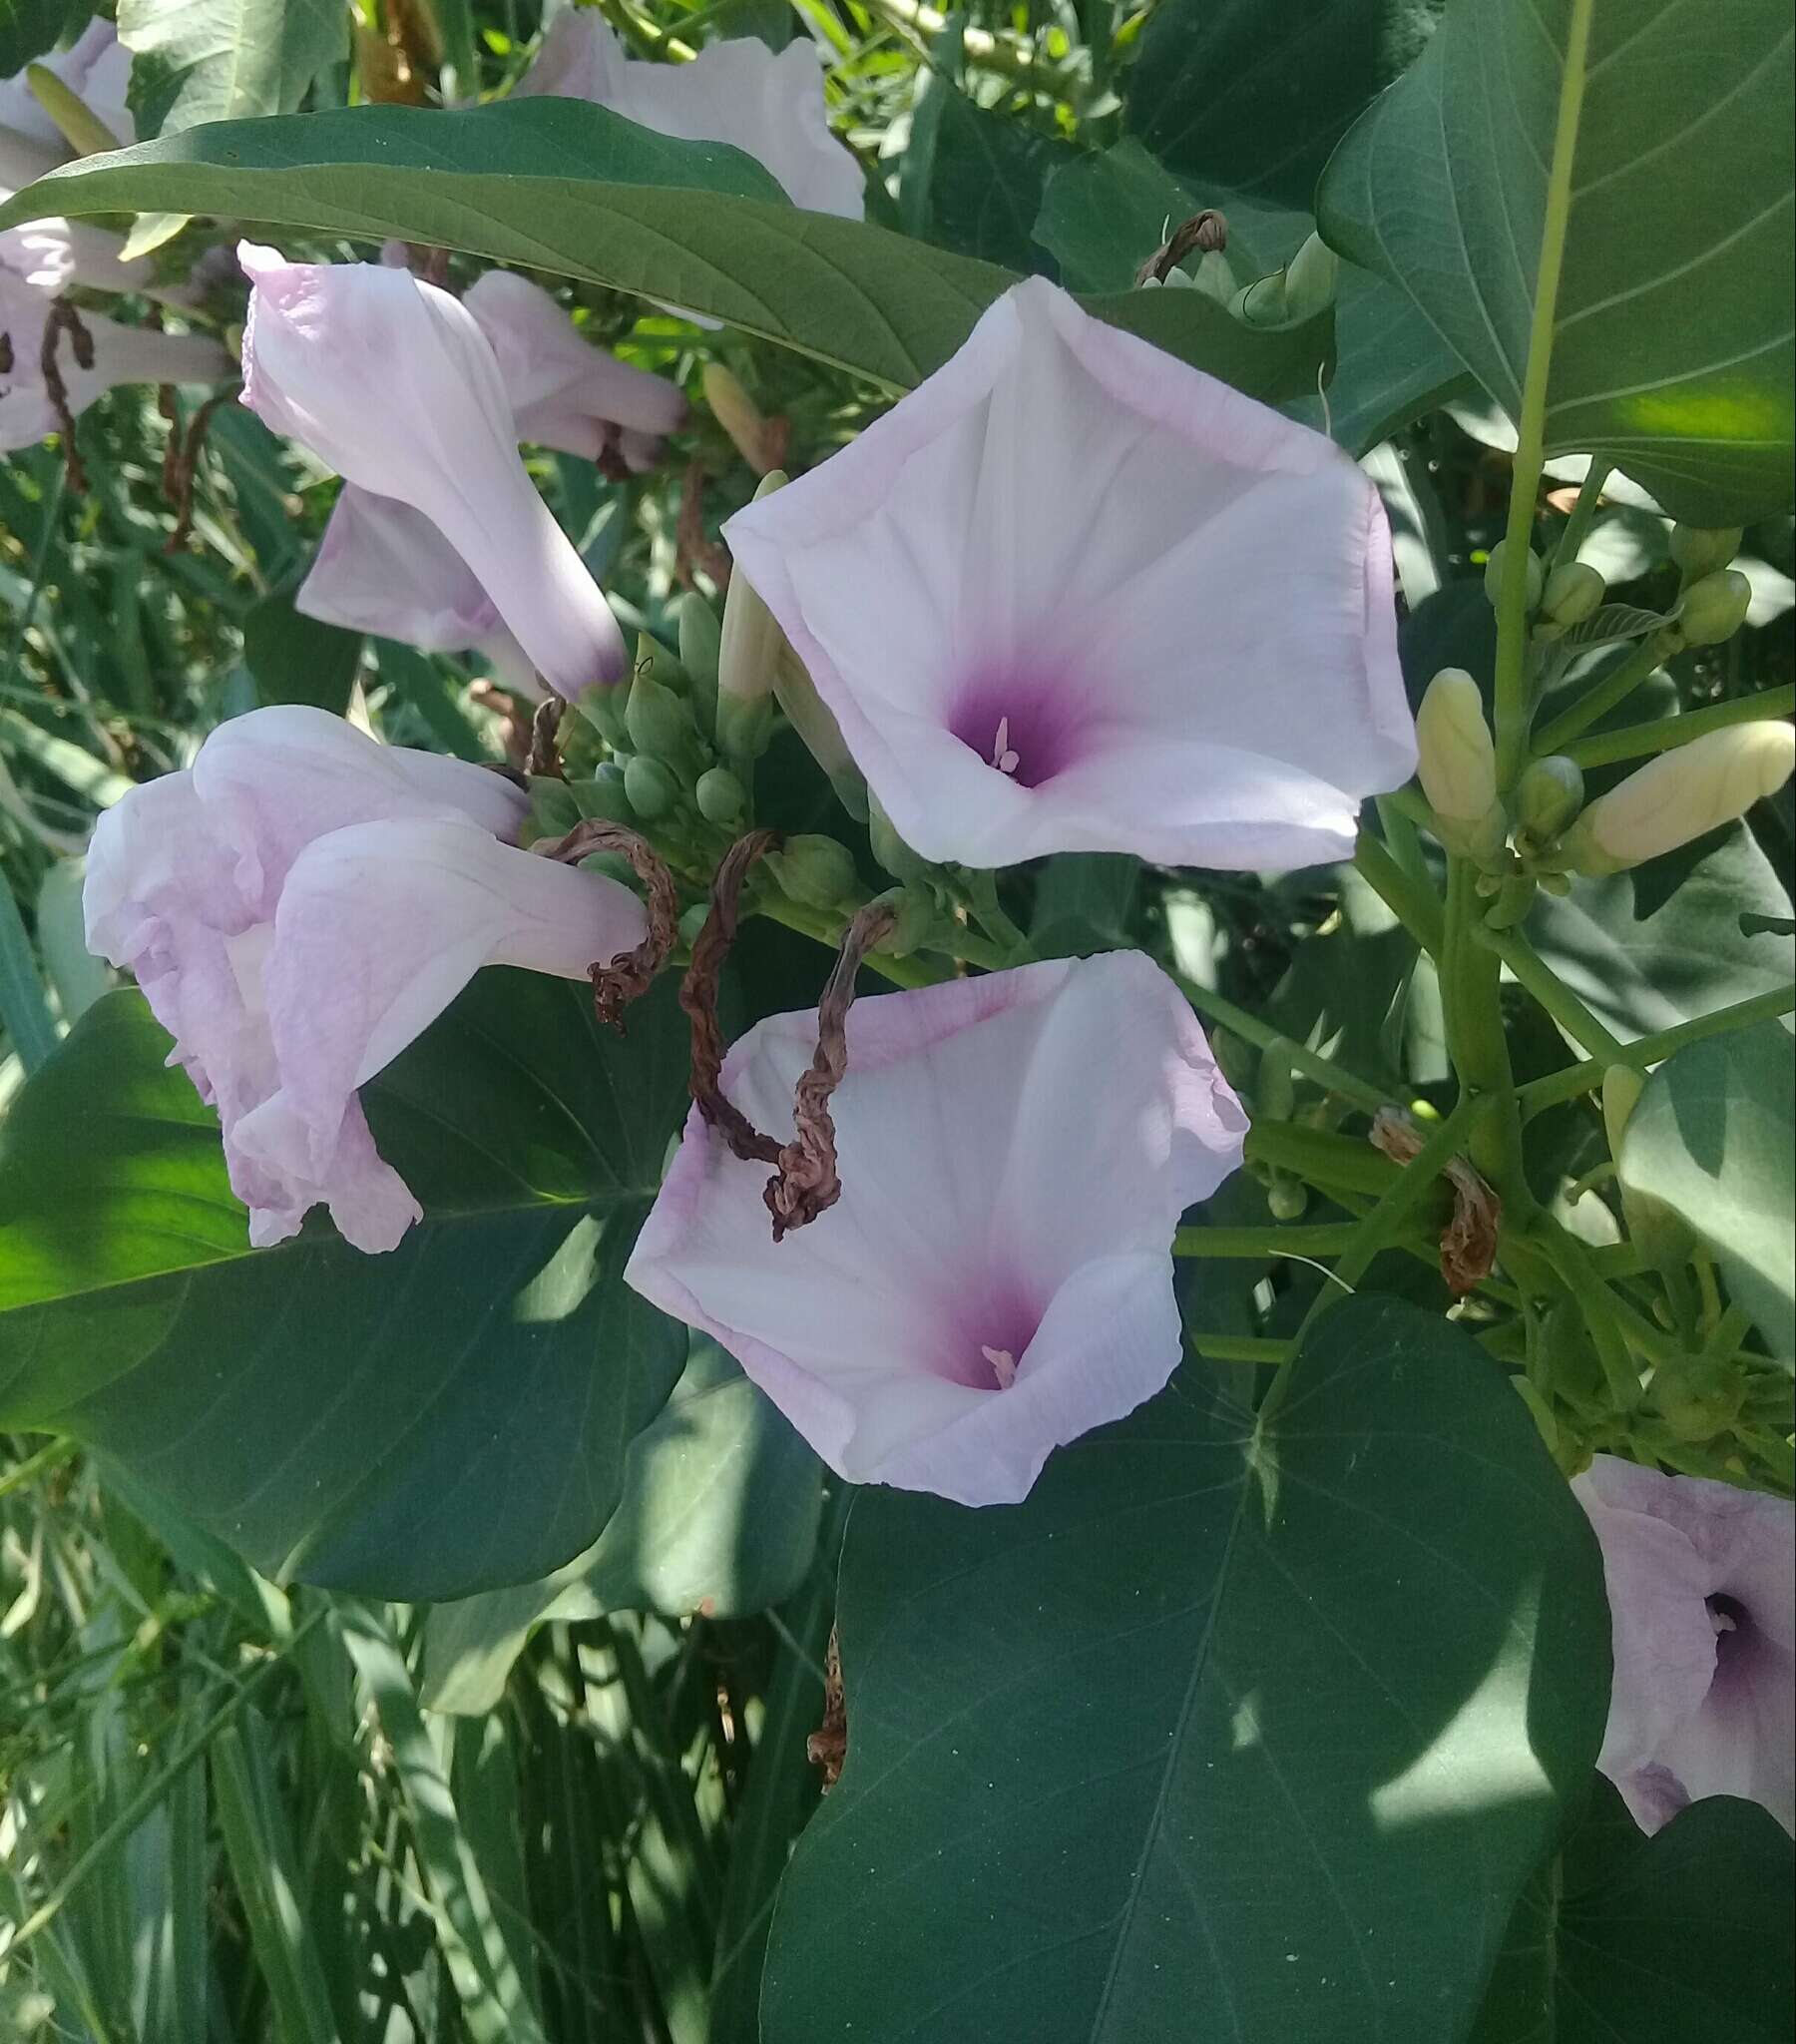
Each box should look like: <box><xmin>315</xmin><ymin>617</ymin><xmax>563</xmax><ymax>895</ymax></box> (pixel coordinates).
<box><xmin>924</xmin><ymin>89</ymin><xmax>1068</xmax><ymax>277</ymax></box>
<box><xmin>762</xmin><ymin>1296</ymin><xmax>1609</xmax><ymax>2043</ymax></box>
<box><xmin>1620</xmin><ymin>1020</ymin><xmax>1796</xmax><ymax>1366</ymax></box>
<box><xmin>1035</xmin><ymin>141</ymin><xmax>1468</xmax><ymax>452</ymax></box>
<box><xmin>421</xmin><ymin>1336</ymin><xmax>824</xmax><ymax>1715</ymax></box>
<box><xmin>1318</xmin><ymin>0</ymin><xmax>1796</xmax><ymax>523</ymax></box>
<box><xmin>242</xmin><ymin>575</ymin><xmax>363</xmax><ymax>716</ymax></box>
<box><xmin>1126</xmin><ymin>0</ymin><xmax>1443</xmax><ymax>210</ymax></box>
<box><xmin>1471</xmin><ymin>1779</ymin><xmax>1795</xmax><ymax>2042</ymax></box>
<box><xmin>0</xmin><ymin>972</ymin><xmax>692</xmax><ymax>1601</ymax></box>
<box><xmin>120</xmin><ymin>0</ymin><xmax>344</xmax><ymax>138</ymax></box>
<box><xmin>0</xmin><ymin>100</ymin><xmax>1329</xmax><ymax>401</ymax></box>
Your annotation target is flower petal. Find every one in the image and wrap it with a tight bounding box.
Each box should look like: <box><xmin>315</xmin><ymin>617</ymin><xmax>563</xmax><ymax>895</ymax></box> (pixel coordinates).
<box><xmin>463</xmin><ymin>270</ymin><xmax>687</xmax><ymax>437</ymax></box>
<box><xmin>237</xmin><ymin>245</ymin><xmax>626</xmax><ymax>696</ymax></box>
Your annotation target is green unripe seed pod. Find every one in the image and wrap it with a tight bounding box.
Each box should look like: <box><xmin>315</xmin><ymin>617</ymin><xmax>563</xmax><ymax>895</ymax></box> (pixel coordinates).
<box><xmin>1541</xmin><ymin>561</ymin><xmax>1605</xmax><ymax>627</ymax></box>
<box><xmin>768</xmin><ymin>833</ymin><xmax>859</xmax><ymax>912</ymax></box>
<box><xmin>575</xmin><ymin>763</ymin><xmax>637</xmax><ymax>826</ymax></box>
<box><xmin>1484</xmin><ymin>540</ymin><xmax>1545</xmax><ymax>613</ymax></box>
<box><xmin>626</xmin><ymin>669</ymin><xmax>695</xmax><ymax>763</ymax></box>
<box><xmin>1668</xmin><ymin>525</ymin><xmax>1743</xmax><ymax>580</ymax></box>
<box><xmin>1513</xmin><ymin>755</ymin><xmax>1585</xmax><ymax>842</ymax></box>
<box><xmin>1676</xmin><ymin>568</ymin><xmax>1752</xmax><ymax>648</ymax></box>
<box><xmin>623</xmin><ymin>754</ymin><xmax>678</xmax><ymax>820</ymax></box>
<box><xmin>694</xmin><ymin>766</ymin><xmax>746</xmax><ymax>826</ymax></box>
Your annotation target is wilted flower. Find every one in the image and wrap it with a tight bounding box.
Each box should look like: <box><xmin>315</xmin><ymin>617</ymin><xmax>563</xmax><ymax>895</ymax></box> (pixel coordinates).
<box><xmin>1574</xmin><ymin>1455</ymin><xmax>1793</xmax><ymax>1836</ymax></box>
<box><xmin>297</xmin><ymin>487</ymin><xmax>542</xmax><ymax>698</ymax></box>
<box><xmin>1</xmin><ymin>265</ymin><xmax>228</xmax><ymax>450</ymax></box>
<box><xmin>722</xmin><ymin>277</ymin><xmax>1415</xmax><ymax>871</ymax></box>
<box><xmin>237</xmin><ymin>244</ymin><xmax>628</xmax><ymax>699</ymax></box>
<box><xmin>627</xmin><ymin>950</ymin><xmax>1247</xmax><ymax>1505</ymax></box>
<box><xmin>85</xmin><ymin>707</ymin><xmax>647</xmax><ymax>1254</ymax></box>
<box><xmin>516</xmin><ymin>11</ymin><xmax>863</xmax><ymax>221</ymax></box>
<box><xmin>463</xmin><ymin>269</ymin><xmax>685</xmax><ymax>470</ymax></box>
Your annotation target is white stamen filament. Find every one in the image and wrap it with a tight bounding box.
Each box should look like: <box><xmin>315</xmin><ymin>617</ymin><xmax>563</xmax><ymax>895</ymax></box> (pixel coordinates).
<box><xmin>991</xmin><ymin>718</ymin><xmax>1020</xmax><ymax>776</ymax></box>
<box><xmin>1711</xmin><ymin>1607</ymin><xmax>1738</xmax><ymax>1635</ymax></box>
<box><xmin>981</xmin><ymin>1344</ymin><xmax>1017</xmax><ymax>1389</ymax></box>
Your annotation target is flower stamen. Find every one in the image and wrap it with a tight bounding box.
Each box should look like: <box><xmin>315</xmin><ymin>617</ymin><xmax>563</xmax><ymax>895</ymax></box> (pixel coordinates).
<box><xmin>981</xmin><ymin>1344</ymin><xmax>1018</xmax><ymax>1389</ymax></box>
<box><xmin>990</xmin><ymin>717</ymin><xmax>1021</xmax><ymax>776</ymax></box>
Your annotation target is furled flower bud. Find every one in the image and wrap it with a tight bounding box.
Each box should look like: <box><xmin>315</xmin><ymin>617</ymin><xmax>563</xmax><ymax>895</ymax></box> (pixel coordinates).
<box><xmin>695</xmin><ymin>766</ymin><xmax>746</xmax><ymax>826</ymax></box>
<box><xmin>1541</xmin><ymin>561</ymin><xmax>1604</xmax><ymax>628</ymax></box>
<box><xmin>1513</xmin><ymin>755</ymin><xmax>1585</xmax><ymax>843</ymax></box>
<box><xmin>716</xmin><ymin>473</ymin><xmax>788</xmax><ymax>760</ymax></box>
<box><xmin>677</xmin><ymin>591</ymin><xmax>722</xmax><ymax>698</ymax></box>
<box><xmin>1484</xmin><ymin>540</ymin><xmax>1544</xmax><ymax>614</ymax></box>
<box><xmin>1283</xmin><ymin>234</ymin><xmax>1339</xmax><ymax>320</ymax></box>
<box><xmin>1667</xmin><ymin>525</ymin><xmax>1742</xmax><ymax>580</ymax></box>
<box><xmin>1675</xmin><ymin>569</ymin><xmax>1752</xmax><ymax>648</ymax></box>
<box><xmin>1416</xmin><ymin>669</ymin><xmax>1506</xmax><ymax>858</ymax></box>
<box><xmin>767</xmin><ymin>833</ymin><xmax>859</xmax><ymax>911</ymax></box>
<box><xmin>626</xmin><ymin>665</ymin><xmax>695</xmax><ymax>763</ymax></box>
<box><xmin>623</xmin><ymin>754</ymin><xmax>678</xmax><ymax>819</ymax></box>
<box><xmin>1563</xmin><ymin>723</ymin><xmax>1796</xmax><ymax>874</ymax></box>
<box><xmin>702</xmin><ymin>363</ymin><xmax>781</xmax><ymax>475</ymax></box>
<box><xmin>25</xmin><ymin>60</ymin><xmax>124</xmax><ymax>154</ymax></box>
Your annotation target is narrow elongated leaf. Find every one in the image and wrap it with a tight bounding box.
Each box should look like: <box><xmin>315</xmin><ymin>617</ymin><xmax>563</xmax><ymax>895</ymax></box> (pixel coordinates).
<box><xmin>241</xmin><ymin>576</ymin><xmax>363</xmax><ymax>715</ymax></box>
<box><xmin>0</xmin><ymin>101</ymin><xmax>1329</xmax><ymax>400</ymax></box>
<box><xmin>0</xmin><ymin>971</ymin><xmax>691</xmax><ymax>1600</ymax></box>
<box><xmin>1472</xmin><ymin>1779</ymin><xmax>1795</xmax><ymax>2042</ymax></box>
<box><xmin>1318</xmin><ymin>0</ymin><xmax>1796</xmax><ymax>523</ymax></box>
<box><xmin>120</xmin><ymin>0</ymin><xmax>345</xmax><ymax>138</ymax></box>
<box><xmin>1621</xmin><ymin>1020</ymin><xmax>1796</xmax><ymax>1365</ymax></box>
<box><xmin>762</xmin><ymin>1296</ymin><xmax>1609</xmax><ymax>2043</ymax></box>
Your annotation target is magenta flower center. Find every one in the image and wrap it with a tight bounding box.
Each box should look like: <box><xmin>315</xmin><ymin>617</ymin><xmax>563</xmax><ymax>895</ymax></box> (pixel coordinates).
<box><xmin>947</xmin><ymin>666</ymin><xmax>1090</xmax><ymax>789</ymax></box>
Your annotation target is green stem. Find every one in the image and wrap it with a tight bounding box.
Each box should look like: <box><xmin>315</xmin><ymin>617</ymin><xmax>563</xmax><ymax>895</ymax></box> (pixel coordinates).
<box><xmin>1561</xmin><ymin>684</ymin><xmax>1796</xmax><ymax>768</ymax></box>
<box><xmin>752</xmin><ymin>895</ymin><xmax>944</xmax><ymax>988</ymax></box>
<box><xmin>1492</xmin><ymin>0</ymin><xmax>1596</xmax><ymax>787</ymax></box>
<box><xmin>1548</xmin><ymin>458</ymin><xmax>1611</xmax><ymax>577</ymax></box>
<box><xmin>1173</xmin><ymin>1222</ymin><xmax>1365</xmax><ymax>1259</ymax></box>
<box><xmin>1533</xmin><ymin>632</ymin><xmax>1672</xmax><ymax>754</ymax></box>
<box><xmin>1354</xmin><ymin>828</ymin><xmax>1445</xmax><ymax>956</ymax></box>
<box><xmin>1475</xmin><ymin>924</ymin><xmax>1625</xmax><ymax>1061</ymax></box>
<box><xmin>1514</xmin><ymin>984</ymin><xmax>1796</xmax><ymax>1114</ymax></box>
<box><xmin>1246</xmin><ymin>1124</ymin><xmax>1407</xmax><ymax>1198</ymax></box>
<box><xmin>1531</xmin><ymin>1224</ymin><xmax>1641</xmax><ymax>1411</ymax></box>
<box><xmin>1298</xmin><ymin>1091</ymin><xmax>1485</xmax><ymax>1335</ymax></box>
<box><xmin>1174</xmin><ymin>976</ymin><xmax>1393</xmax><ymax>1114</ymax></box>
<box><xmin>1189</xmin><ymin>1335</ymin><xmax>1291</xmax><ymax>1366</ymax></box>
<box><xmin>1443</xmin><ymin>860</ymin><xmax>1530</xmax><ymax>1195</ymax></box>
<box><xmin>961</xmin><ymin>867</ymin><xmax>1029</xmax><ymax>960</ymax></box>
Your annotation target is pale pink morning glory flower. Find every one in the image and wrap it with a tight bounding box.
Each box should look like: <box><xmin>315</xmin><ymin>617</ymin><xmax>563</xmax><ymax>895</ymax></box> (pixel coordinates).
<box><xmin>237</xmin><ymin>244</ymin><xmax>627</xmax><ymax>699</ymax></box>
<box><xmin>627</xmin><ymin>950</ymin><xmax>1246</xmax><ymax>1505</ymax></box>
<box><xmin>1</xmin><ymin>265</ymin><xmax>228</xmax><ymax>450</ymax></box>
<box><xmin>297</xmin><ymin>487</ymin><xmax>542</xmax><ymax>699</ymax></box>
<box><xmin>722</xmin><ymin>276</ymin><xmax>1416</xmax><ymax>871</ymax></box>
<box><xmin>1574</xmin><ymin>1455</ymin><xmax>1793</xmax><ymax>1836</ymax></box>
<box><xmin>463</xmin><ymin>269</ymin><xmax>685</xmax><ymax>470</ymax></box>
<box><xmin>516</xmin><ymin>11</ymin><xmax>863</xmax><ymax>222</ymax></box>
<box><xmin>85</xmin><ymin>706</ymin><xmax>646</xmax><ymax>1254</ymax></box>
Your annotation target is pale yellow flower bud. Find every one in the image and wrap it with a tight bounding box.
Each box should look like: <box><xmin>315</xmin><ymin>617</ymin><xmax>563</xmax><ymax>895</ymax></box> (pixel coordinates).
<box><xmin>715</xmin><ymin>474</ymin><xmax>787</xmax><ymax>757</ymax></box>
<box><xmin>25</xmin><ymin>62</ymin><xmax>124</xmax><ymax>156</ymax></box>
<box><xmin>1417</xmin><ymin>669</ymin><xmax>1506</xmax><ymax>857</ymax></box>
<box><xmin>703</xmin><ymin>364</ymin><xmax>781</xmax><ymax>476</ymax></box>
<box><xmin>1564</xmin><ymin>722</ymin><xmax>1795</xmax><ymax>874</ymax></box>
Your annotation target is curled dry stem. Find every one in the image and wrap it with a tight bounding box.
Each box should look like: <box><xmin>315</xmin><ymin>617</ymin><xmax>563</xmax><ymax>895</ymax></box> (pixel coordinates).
<box><xmin>528</xmin><ymin>698</ymin><xmax>564</xmax><ymax>778</ymax></box>
<box><xmin>1134</xmin><ymin>210</ymin><xmax>1228</xmax><ymax>287</ymax></box>
<box><xmin>535</xmin><ymin>819</ymin><xmax>680</xmax><ymax>1031</ymax></box>
<box><xmin>764</xmin><ymin>897</ymin><xmax>898</xmax><ymax>1241</ymax></box>
<box><xmin>39</xmin><ymin>301</ymin><xmax>94</xmax><ymax>492</ymax></box>
<box><xmin>681</xmin><ymin>828</ymin><xmax>784</xmax><ymax>1165</ymax></box>
<box><xmin>164</xmin><ymin>387</ymin><xmax>239</xmax><ymax>553</ymax></box>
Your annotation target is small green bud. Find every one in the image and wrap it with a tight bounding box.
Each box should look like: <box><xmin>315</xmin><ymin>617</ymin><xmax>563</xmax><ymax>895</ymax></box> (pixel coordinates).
<box><xmin>715</xmin><ymin>689</ymin><xmax>774</xmax><ymax>762</ymax></box>
<box><xmin>527</xmin><ymin>774</ymin><xmax>582</xmax><ymax>842</ymax></box>
<box><xmin>1484</xmin><ymin>540</ymin><xmax>1545</xmax><ymax>613</ymax></box>
<box><xmin>1266</xmin><ymin>1176</ymin><xmax>1309</xmax><ymax>1222</ymax></box>
<box><xmin>716</xmin><ymin>473</ymin><xmax>787</xmax><ymax>746</ymax></box>
<box><xmin>576</xmin><ymin>762</ymin><xmax>637</xmax><ymax>826</ymax></box>
<box><xmin>1255</xmin><ymin>1046</ymin><xmax>1296</xmax><ymax>1124</ymax></box>
<box><xmin>1668</xmin><ymin>524</ymin><xmax>1743</xmax><ymax>580</ymax></box>
<box><xmin>626</xmin><ymin>668</ymin><xmax>695</xmax><ymax>763</ymax></box>
<box><xmin>767</xmin><ymin>833</ymin><xmax>859</xmax><ymax>912</ymax></box>
<box><xmin>637</xmin><ymin>631</ymin><xmax>691</xmax><ymax>698</ymax></box>
<box><xmin>879</xmin><ymin>884</ymin><xmax>939</xmax><ymax>958</ymax></box>
<box><xmin>1676</xmin><ymin>568</ymin><xmax>1752</xmax><ymax>647</ymax></box>
<box><xmin>1541</xmin><ymin>561</ymin><xmax>1604</xmax><ymax>627</ymax></box>
<box><xmin>677</xmin><ymin>592</ymin><xmax>722</xmax><ymax>697</ymax></box>
<box><xmin>1281</xmin><ymin>233</ymin><xmax>1339</xmax><ymax>321</ymax></box>
<box><xmin>694</xmin><ymin>766</ymin><xmax>746</xmax><ymax>826</ymax></box>
<box><xmin>577</xmin><ymin>683</ymin><xmax>631</xmax><ymax>753</ymax></box>
<box><xmin>1416</xmin><ymin>668</ymin><xmax>1508</xmax><ymax>859</ymax></box>
<box><xmin>1513</xmin><ymin>755</ymin><xmax>1585</xmax><ymax>842</ymax></box>
<box><xmin>1484</xmin><ymin>872</ymin><xmax>1538</xmax><ymax>929</ymax></box>
<box><xmin>1652</xmin><ymin>1357</ymin><xmax>1744</xmax><ymax>1444</ymax></box>
<box><xmin>623</xmin><ymin>754</ymin><xmax>678</xmax><ymax>820</ymax></box>
<box><xmin>868</xmin><ymin>792</ymin><xmax>931</xmax><ymax>885</ymax></box>
<box><xmin>1563</xmin><ymin>722</ymin><xmax>1795</xmax><ymax>874</ymax></box>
